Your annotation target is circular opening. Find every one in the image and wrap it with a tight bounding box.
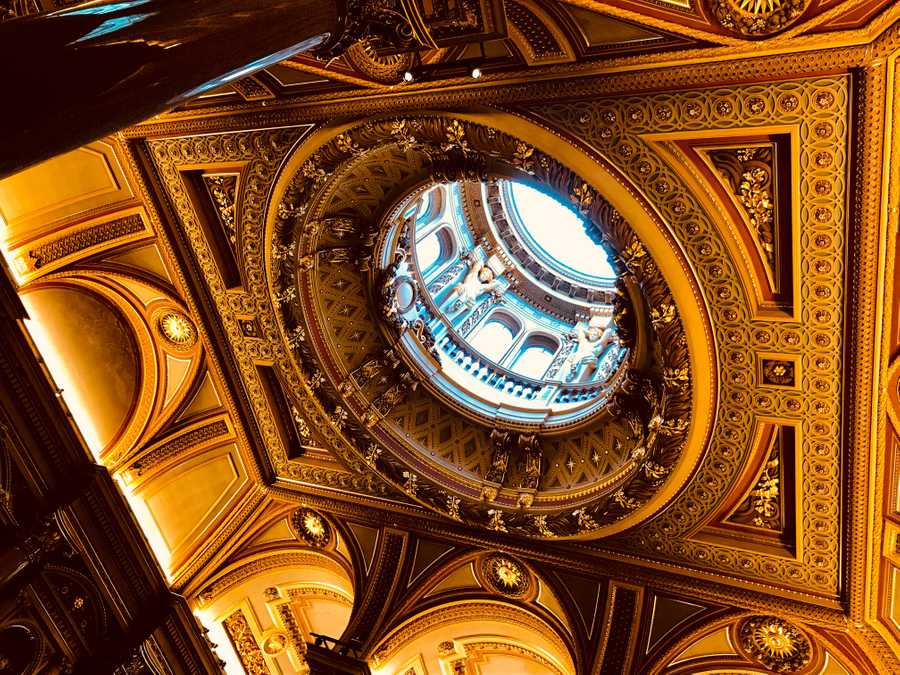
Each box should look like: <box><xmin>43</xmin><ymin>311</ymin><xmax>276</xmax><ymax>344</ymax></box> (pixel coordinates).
<box><xmin>504</xmin><ymin>181</ymin><xmax>615</xmax><ymax>287</ymax></box>
<box><xmin>383</xmin><ymin>179</ymin><xmax>626</xmax><ymax>426</ymax></box>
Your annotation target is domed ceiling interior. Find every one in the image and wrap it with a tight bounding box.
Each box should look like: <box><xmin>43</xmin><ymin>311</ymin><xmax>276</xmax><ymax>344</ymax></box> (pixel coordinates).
<box><xmin>2</xmin><ymin>0</ymin><xmax>900</xmax><ymax>673</ymax></box>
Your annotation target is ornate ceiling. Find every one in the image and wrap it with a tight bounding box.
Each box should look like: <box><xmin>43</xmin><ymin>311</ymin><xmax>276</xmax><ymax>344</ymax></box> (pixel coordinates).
<box><xmin>3</xmin><ymin>0</ymin><xmax>900</xmax><ymax>673</ymax></box>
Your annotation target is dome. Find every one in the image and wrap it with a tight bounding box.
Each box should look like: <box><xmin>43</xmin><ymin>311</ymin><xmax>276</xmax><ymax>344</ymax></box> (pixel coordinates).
<box><xmin>270</xmin><ymin>116</ymin><xmax>695</xmax><ymax>539</ymax></box>
<box><xmin>382</xmin><ymin>179</ymin><xmax>627</xmax><ymax>427</ymax></box>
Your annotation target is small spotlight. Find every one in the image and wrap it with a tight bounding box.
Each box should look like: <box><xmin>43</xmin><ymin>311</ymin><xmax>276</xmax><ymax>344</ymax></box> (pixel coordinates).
<box><xmin>403</xmin><ymin>70</ymin><xmax>414</xmax><ymax>82</ymax></box>
<box><xmin>470</xmin><ymin>67</ymin><xmax>482</xmax><ymax>79</ymax></box>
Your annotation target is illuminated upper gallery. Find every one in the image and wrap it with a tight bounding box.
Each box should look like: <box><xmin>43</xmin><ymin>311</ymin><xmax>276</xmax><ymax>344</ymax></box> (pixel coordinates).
<box><xmin>380</xmin><ymin>178</ymin><xmax>625</xmax><ymax>425</ymax></box>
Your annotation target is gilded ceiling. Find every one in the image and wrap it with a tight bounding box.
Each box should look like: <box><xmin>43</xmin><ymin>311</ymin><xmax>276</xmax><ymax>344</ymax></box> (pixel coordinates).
<box><xmin>2</xmin><ymin>0</ymin><xmax>900</xmax><ymax>673</ymax></box>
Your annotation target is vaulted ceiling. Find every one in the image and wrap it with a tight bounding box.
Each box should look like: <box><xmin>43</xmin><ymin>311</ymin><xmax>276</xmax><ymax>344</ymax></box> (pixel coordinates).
<box><xmin>2</xmin><ymin>0</ymin><xmax>900</xmax><ymax>673</ymax></box>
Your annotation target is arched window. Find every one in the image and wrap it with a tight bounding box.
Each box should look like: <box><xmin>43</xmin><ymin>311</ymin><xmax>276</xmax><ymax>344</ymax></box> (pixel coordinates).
<box><xmin>416</xmin><ymin>226</ymin><xmax>455</xmax><ymax>277</ymax></box>
<box><xmin>511</xmin><ymin>335</ymin><xmax>558</xmax><ymax>379</ymax></box>
<box><xmin>416</xmin><ymin>184</ymin><xmax>444</xmax><ymax>224</ymax></box>
<box><xmin>469</xmin><ymin>313</ymin><xmax>520</xmax><ymax>363</ymax></box>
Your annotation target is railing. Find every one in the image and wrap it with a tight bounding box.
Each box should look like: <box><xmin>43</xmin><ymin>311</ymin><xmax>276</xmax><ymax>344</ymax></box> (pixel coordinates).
<box><xmin>439</xmin><ymin>334</ymin><xmax>545</xmax><ymax>401</ymax></box>
<box><xmin>309</xmin><ymin>633</ymin><xmax>365</xmax><ymax>659</ymax></box>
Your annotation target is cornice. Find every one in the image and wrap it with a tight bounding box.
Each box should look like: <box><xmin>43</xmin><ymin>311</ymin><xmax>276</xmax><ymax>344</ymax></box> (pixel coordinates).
<box><xmin>123</xmin><ymin>16</ymin><xmax>900</xmax><ymax>142</ymax></box>
<box><xmin>268</xmin><ymin>484</ymin><xmax>848</xmax><ymax>625</ymax></box>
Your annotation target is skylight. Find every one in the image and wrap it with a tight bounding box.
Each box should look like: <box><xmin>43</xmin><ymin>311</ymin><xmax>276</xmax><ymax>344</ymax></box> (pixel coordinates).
<box><xmin>507</xmin><ymin>181</ymin><xmax>614</xmax><ymax>284</ymax></box>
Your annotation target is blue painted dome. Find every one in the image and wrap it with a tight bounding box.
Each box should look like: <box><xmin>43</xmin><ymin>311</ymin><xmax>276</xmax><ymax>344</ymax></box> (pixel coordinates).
<box><xmin>380</xmin><ymin>178</ymin><xmax>626</xmax><ymax>427</ymax></box>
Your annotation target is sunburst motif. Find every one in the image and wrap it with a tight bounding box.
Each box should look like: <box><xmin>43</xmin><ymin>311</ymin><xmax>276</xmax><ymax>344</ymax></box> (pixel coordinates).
<box><xmin>737</xmin><ymin>0</ymin><xmax>780</xmax><ymax>13</ymax></box>
<box><xmin>494</xmin><ymin>560</ymin><xmax>521</xmax><ymax>588</ymax></box>
<box><xmin>754</xmin><ymin>621</ymin><xmax>796</xmax><ymax>658</ymax></box>
<box><xmin>739</xmin><ymin>616</ymin><xmax>811</xmax><ymax>672</ymax></box>
<box><xmin>291</xmin><ymin>508</ymin><xmax>330</xmax><ymax>547</ymax></box>
<box><xmin>483</xmin><ymin>555</ymin><xmax>529</xmax><ymax>597</ymax></box>
<box><xmin>303</xmin><ymin>513</ymin><xmax>325</xmax><ymax>539</ymax></box>
<box><xmin>158</xmin><ymin>311</ymin><xmax>196</xmax><ymax>347</ymax></box>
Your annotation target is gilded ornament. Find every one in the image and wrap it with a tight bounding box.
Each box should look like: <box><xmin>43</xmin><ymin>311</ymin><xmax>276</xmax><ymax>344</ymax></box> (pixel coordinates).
<box><xmin>438</xmin><ymin>641</ymin><xmax>456</xmax><ymax>657</ymax></box>
<box><xmin>750</xmin><ymin>458</ymin><xmax>780</xmax><ymax>527</ymax></box>
<box><xmin>446</xmin><ymin>495</ymin><xmax>461</xmax><ymax>520</ymax></box>
<box><xmin>223</xmin><ymin>610</ymin><xmax>267</xmax><ymax>675</ymax></box>
<box><xmin>709</xmin><ymin>0</ymin><xmax>808</xmax><ymax>36</ymax></box>
<box><xmin>331</xmin><ymin>406</ymin><xmax>349</xmax><ymax>429</ymax></box>
<box><xmin>156</xmin><ymin>310</ymin><xmax>197</xmax><ymax>350</ymax></box>
<box><xmin>571</xmin><ymin>182</ymin><xmax>593</xmax><ymax>212</ymax></box>
<box><xmin>574</xmin><ymin>509</ymin><xmax>599</xmax><ymax>532</ymax></box>
<box><xmin>533</xmin><ymin>515</ymin><xmax>555</xmax><ymax>538</ymax></box>
<box><xmin>290</xmin><ymin>508</ymin><xmax>331</xmax><ymax>547</ymax></box>
<box><xmin>202</xmin><ymin>174</ymin><xmax>238</xmax><ymax>244</ymax></box>
<box><xmin>290</xmin><ymin>406</ymin><xmax>312</xmax><ymax>441</ymax></box>
<box><xmin>709</xmin><ymin>146</ymin><xmax>776</xmax><ymax>270</ymax></box>
<box><xmin>611</xmin><ymin>488</ymin><xmax>639</xmax><ymax>510</ymax></box>
<box><xmin>402</xmin><ymin>471</ymin><xmax>418</xmax><ymax>496</ymax></box>
<box><xmin>486</xmin><ymin>509</ymin><xmax>507</xmax><ymax>532</ymax></box>
<box><xmin>262</xmin><ymin>633</ymin><xmax>288</xmax><ymax>656</ymax></box>
<box><xmin>650</xmin><ymin>303</ymin><xmax>676</xmax><ymax>328</ymax></box>
<box><xmin>642</xmin><ymin>461</ymin><xmax>669</xmax><ymax>482</ymax></box>
<box><xmin>364</xmin><ymin>443</ymin><xmax>382</xmax><ymax>467</ymax></box>
<box><xmin>738</xmin><ymin>616</ymin><xmax>811</xmax><ymax>672</ymax></box>
<box><xmin>481</xmin><ymin>554</ymin><xmax>530</xmax><ymax>597</ymax></box>
<box><xmin>762</xmin><ymin>359</ymin><xmax>795</xmax><ymax>387</ymax></box>
<box><xmin>513</xmin><ymin>141</ymin><xmax>535</xmax><ymax>173</ymax></box>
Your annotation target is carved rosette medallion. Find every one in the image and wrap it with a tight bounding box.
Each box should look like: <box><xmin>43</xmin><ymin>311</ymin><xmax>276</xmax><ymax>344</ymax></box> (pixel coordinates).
<box><xmin>261</xmin><ymin>633</ymin><xmax>289</xmax><ymax>656</ymax></box>
<box><xmin>153</xmin><ymin>309</ymin><xmax>197</xmax><ymax>350</ymax></box>
<box><xmin>289</xmin><ymin>508</ymin><xmax>331</xmax><ymax>548</ymax></box>
<box><xmin>738</xmin><ymin>616</ymin><xmax>812</xmax><ymax>672</ymax></box>
<box><xmin>480</xmin><ymin>554</ymin><xmax>531</xmax><ymax>598</ymax></box>
<box><xmin>267</xmin><ymin>116</ymin><xmax>697</xmax><ymax>540</ymax></box>
<box><xmin>708</xmin><ymin>0</ymin><xmax>810</xmax><ymax>36</ymax></box>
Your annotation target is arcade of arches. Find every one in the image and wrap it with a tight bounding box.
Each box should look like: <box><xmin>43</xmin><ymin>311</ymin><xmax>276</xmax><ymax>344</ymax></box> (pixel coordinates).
<box><xmin>2</xmin><ymin>0</ymin><xmax>900</xmax><ymax>673</ymax></box>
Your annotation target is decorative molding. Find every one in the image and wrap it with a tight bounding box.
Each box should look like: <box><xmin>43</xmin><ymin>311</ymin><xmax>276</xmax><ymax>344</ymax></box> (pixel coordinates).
<box><xmin>27</xmin><ymin>212</ymin><xmax>146</xmax><ymax>272</ymax></box>
<box><xmin>131</xmin><ymin>419</ymin><xmax>229</xmax><ymax>476</ymax></box>
<box><xmin>528</xmin><ymin>75</ymin><xmax>849</xmax><ymax>594</ymax></box>
<box><xmin>223</xmin><ymin>609</ymin><xmax>269</xmax><ymax>675</ymax></box>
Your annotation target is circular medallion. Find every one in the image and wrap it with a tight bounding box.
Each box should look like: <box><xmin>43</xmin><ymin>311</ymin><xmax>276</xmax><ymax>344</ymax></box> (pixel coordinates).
<box><xmin>480</xmin><ymin>554</ymin><xmax>531</xmax><ymax>598</ymax></box>
<box><xmin>709</xmin><ymin>0</ymin><xmax>809</xmax><ymax>36</ymax></box>
<box><xmin>155</xmin><ymin>310</ymin><xmax>197</xmax><ymax>350</ymax></box>
<box><xmin>738</xmin><ymin>616</ymin><xmax>812</xmax><ymax>672</ymax></box>
<box><xmin>262</xmin><ymin>633</ymin><xmax>289</xmax><ymax>656</ymax></box>
<box><xmin>290</xmin><ymin>508</ymin><xmax>331</xmax><ymax>548</ymax></box>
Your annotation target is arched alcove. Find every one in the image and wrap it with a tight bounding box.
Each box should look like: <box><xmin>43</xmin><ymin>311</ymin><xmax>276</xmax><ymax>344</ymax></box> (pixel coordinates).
<box><xmin>195</xmin><ymin>546</ymin><xmax>355</xmax><ymax>675</ymax></box>
<box><xmin>370</xmin><ymin>599</ymin><xmax>575</xmax><ymax>675</ymax></box>
<box><xmin>20</xmin><ymin>284</ymin><xmax>140</xmax><ymax>455</ymax></box>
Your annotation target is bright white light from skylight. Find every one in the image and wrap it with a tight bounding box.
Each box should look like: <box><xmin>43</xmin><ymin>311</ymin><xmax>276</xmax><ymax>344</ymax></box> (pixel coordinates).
<box><xmin>508</xmin><ymin>182</ymin><xmax>614</xmax><ymax>283</ymax></box>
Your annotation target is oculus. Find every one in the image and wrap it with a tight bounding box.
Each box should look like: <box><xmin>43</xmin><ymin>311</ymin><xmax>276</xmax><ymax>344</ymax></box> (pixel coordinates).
<box><xmin>379</xmin><ymin>178</ymin><xmax>625</xmax><ymax>426</ymax></box>
<box><xmin>269</xmin><ymin>116</ymin><xmax>696</xmax><ymax>539</ymax></box>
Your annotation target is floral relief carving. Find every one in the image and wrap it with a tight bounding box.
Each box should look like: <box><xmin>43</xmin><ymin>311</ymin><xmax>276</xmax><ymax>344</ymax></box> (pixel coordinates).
<box><xmin>738</xmin><ymin>615</ymin><xmax>812</xmax><ymax>672</ymax></box>
<box><xmin>708</xmin><ymin>145</ymin><xmax>777</xmax><ymax>273</ymax></box>
<box><xmin>266</xmin><ymin>115</ymin><xmax>693</xmax><ymax>539</ymax></box>
<box><xmin>523</xmin><ymin>76</ymin><xmax>847</xmax><ymax>592</ymax></box>
<box><xmin>223</xmin><ymin>610</ymin><xmax>269</xmax><ymax>675</ymax></box>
